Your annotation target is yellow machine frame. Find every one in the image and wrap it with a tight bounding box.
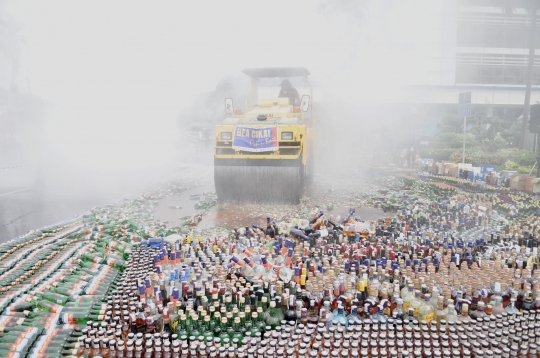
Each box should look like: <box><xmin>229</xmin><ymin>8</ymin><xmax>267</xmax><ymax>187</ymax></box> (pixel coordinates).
<box><xmin>213</xmin><ymin>67</ymin><xmax>314</xmax><ymax>202</ymax></box>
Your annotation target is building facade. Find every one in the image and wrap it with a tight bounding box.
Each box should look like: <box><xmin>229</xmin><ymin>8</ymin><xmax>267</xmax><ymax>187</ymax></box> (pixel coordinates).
<box><xmin>400</xmin><ymin>0</ymin><xmax>540</xmax><ymax>150</ymax></box>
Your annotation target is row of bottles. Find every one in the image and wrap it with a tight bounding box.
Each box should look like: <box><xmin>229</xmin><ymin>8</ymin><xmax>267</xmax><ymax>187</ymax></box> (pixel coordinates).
<box><xmin>3</xmin><ymin>173</ymin><xmax>540</xmax><ymax>357</ymax></box>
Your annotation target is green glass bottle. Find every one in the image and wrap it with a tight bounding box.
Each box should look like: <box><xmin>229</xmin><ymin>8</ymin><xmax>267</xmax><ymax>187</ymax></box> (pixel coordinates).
<box><xmin>242</xmin><ymin>310</ymin><xmax>252</xmax><ymax>332</ymax></box>
<box><xmin>59</xmin><ymin>311</ymin><xmax>104</xmax><ymax>325</ymax></box>
<box><xmin>212</xmin><ymin>312</ymin><xmax>221</xmax><ymax>337</ymax></box>
<box><xmin>202</xmin><ymin>315</ymin><xmax>214</xmax><ymax>344</ymax></box>
<box><xmin>249</xmin><ymin>312</ymin><xmax>262</xmax><ymax>335</ymax></box>
<box><xmin>255</xmin><ymin>308</ymin><xmax>266</xmax><ymax>332</ymax></box>
<box><xmin>218</xmin><ymin>317</ymin><xmax>230</xmax><ymax>343</ymax></box>
<box><xmin>190</xmin><ymin>316</ymin><xmax>201</xmax><ymax>338</ymax></box>
<box><xmin>231</xmin><ymin>316</ymin><xmax>243</xmax><ymax>342</ymax></box>
<box><xmin>175</xmin><ymin>314</ymin><xmax>188</xmax><ymax>337</ymax></box>
<box><xmin>265</xmin><ymin>300</ymin><xmax>283</xmax><ymax>329</ymax></box>
<box><xmin>31</xmin><ymin>291</ymin><xmax>70</xmax><ymax>305</ymax></box>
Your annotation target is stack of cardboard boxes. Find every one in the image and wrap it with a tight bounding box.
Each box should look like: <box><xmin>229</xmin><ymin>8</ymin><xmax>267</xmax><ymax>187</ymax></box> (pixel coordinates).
<box><xmin>421</xmin><ymin>160</ymin><xmax>540</xmax><ymax>192</ymax></box>
<box><xmin>525</xmin><ymin>176</ymin><xmax>540</xmax><ymax>193</ymax></box>
<box><xmin>506</xmin><ymin>174</ymin><xmax>540</xmax><ymax>192</ymax></box>
<box><xmin>510</xmin><ymin>174</ymin><xmax>531</xmax><ymax>191</ymax></box>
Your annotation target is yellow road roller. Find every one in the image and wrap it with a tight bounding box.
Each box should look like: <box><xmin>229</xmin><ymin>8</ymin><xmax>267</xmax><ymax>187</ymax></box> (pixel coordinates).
<box><xmin>214</xmin><ymin>67</ymin><xmax>314</xmax><ymax>203</ymax></box>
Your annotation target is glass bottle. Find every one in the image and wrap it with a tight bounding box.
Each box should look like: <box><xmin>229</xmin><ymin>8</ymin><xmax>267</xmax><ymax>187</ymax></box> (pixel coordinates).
<box><xmin>470</xmin><ymin>301</ymin><xmax>487</xmax><ymax>320</ymax></box>
<box><xmin>392</xmin><ymin>298</ymin><xmax>405</xmax><ymax>321</ymax></box>
<box><xmin>419</xmin><ymin>295</ymin><xmax>435</xmax><ymax>324</ymax></box>
<box><xmin>492</xmin><ymin>296</ymin><xmax>505</xmax><ymax>316</ymax></box>
<box><xmin>504</xmin><ymin>298</ymin><xmax>519</xmax><ymax>317</ymax></box>
<box><xmin>334</xmin><ymin>304</ymin><xmax>349</xmax><ymax>328</ymax></box>
<box><xmin>284</xmin><ymin>296</ymin><xmax>298</xmax><ymax>323</ymax></box>
<box><xmin>445</xmin><ymin>304</ymin><xmax>458</xmax><ymax>323</ymax></box>
<box><xmin>434</xmin><ymin>296</ymin><xmax>447</xmax><ymax>324</ymax></box>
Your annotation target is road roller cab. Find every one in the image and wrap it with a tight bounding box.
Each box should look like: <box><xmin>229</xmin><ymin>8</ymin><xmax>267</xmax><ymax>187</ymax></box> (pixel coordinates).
<box><xmin>214</xmin><ymin>67</ymin><xmax>314</xmax><ymax>203</ymax></box>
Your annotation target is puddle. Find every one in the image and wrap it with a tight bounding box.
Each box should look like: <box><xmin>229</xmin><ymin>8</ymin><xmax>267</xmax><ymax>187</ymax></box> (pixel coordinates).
<box><xmin>154</xmin><ymin>172</ymin><xmax>390</xmax><ymax>232</ymax></box>
<box><xmin>153</xmin><ymin>184</ymin><xmax>214</xmax><ymax>228</ymax></box>
<box><xmin>198</xmin><ymin>204</ymin><xmax>266</xmax><ymax>229</ymax></box>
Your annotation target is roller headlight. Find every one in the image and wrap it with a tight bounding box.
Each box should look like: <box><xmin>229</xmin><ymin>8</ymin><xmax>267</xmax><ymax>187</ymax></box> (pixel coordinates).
<box><xmin>220</xmin><ymin>132</ymin><xmax>232</xmax><ymax>140</ymax></box>
<box><xmin>281</xmin><ymin>132</ymin><xmax>293</xmax><ymax>140</ymax></box>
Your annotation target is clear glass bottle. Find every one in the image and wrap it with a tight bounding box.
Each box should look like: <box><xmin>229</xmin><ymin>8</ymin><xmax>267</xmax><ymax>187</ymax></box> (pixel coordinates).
<box><xmin>435</xmin><ymin>296</ymin><xmax>447</xmax><ymax>324</ymax></box>
<box><xmin>419</xmin><ymin>295</ymin><xmax>435</xmax><ymax>324</ymax></box>
<box><xmin>458</xmin><ymin>303</ymin><xmax>470</xmax><ymax>324</ymax></box>
<box><xmin>334</xmin><ymin>304</ymin><xmax>349</xmax><ymax>328</ymax></box>
<box><xmin>504</xmin><ymin>298</ymin><xmax>519</xmax><ymax>317</ymax></box>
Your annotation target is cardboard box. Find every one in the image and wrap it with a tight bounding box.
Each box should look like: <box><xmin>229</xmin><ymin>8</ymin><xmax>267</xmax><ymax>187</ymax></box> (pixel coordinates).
<box><xmin>526</xmin><ymin>177</ymin><xmax>540</xmax><ymax>192</ymax></box>
<box><xmin>531</xmin><ymin>178</ymin><xmax>540</xmax><ymax>193</ymax></box>
<box><xmin>444</xmin><ymin>165</ymin><xmax>451</xmax><ymax>176</ymax></box>
<box><xmin>443</xmin><ymin>165</ymin><xmax>450</xmax><ymax>175</ymax></box>
<box><xmin>448</xmin><ymin>164</ymin><xmax>459</xmax><ymax>177</ymax></box>
<box><xmin>510</xmin><ymin>175</ymin><xmax>520</xmax><ymax>189</ymax></box>
<box><xmin>442</xmin><ymin>163</ymin><xmax>457</xmax><ymax>176</ymax></box>
<box><xmin>510</xmin><ymin>174</ymin><xmax>532</xmax><ymax>190</ymax></box>
<box><xmin>435</xmin><ymin>161</ymin><xmax>443</xmax><ymax>175</ymax></box>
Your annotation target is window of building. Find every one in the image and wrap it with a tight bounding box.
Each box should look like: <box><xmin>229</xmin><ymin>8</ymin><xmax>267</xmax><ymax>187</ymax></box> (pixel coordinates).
<box><xmin>458</xmin><ymin>0</ymin><xmax>532</xmax><ymax>8</ymax></box>
<box><xmin>456</xmin><ymin>53</ymin><xmax>540</xmax><ymax>85</ymax></box>
<box><xmin>456</xmin><ymin>63</ymin><xmax>540</xmax><ymax>85</ymax></box>
<box><xmin>457</xmin><ymin>13</ymin><xmax>540</xmax><ymax>48</ymax></box>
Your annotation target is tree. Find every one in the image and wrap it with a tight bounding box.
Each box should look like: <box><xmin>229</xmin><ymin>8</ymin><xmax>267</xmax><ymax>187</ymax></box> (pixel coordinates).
<box><xmin>441</xmin><ymin>114</ymin><xmax>462</xmax><ymax>134</ymax></box>
<box><xmin>480</xmin><ymin>116</ymin><xmax>504</xmax><ymax>141</ymax></box>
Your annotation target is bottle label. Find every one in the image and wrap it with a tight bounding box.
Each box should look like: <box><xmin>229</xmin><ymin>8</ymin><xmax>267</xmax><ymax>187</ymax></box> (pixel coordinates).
<box><xmin>62</xmin><ymin>313</ymin><xmax>77</xmax><ymax>324</ymax></box>
<box><xmin>32</xmin><ymin>329</ymin><xmax>59</xmax><ymax>355</ymax></box>
<box><xmin>3</xmin><ymin>337</ymin><xmax>27</xmax><ymax>352</ymax></box>
<box><xmin>45</xmin><ymin>312</ymin><xmax>59</xmax><ymax>330</ymax></box>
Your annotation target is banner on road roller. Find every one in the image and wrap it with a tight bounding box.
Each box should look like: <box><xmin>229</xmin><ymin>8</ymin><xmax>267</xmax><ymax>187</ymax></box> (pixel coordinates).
<box><xmin>232</xmin><ymin>126</ymin><xmax>279</xmax><ymax>152</ymax></box>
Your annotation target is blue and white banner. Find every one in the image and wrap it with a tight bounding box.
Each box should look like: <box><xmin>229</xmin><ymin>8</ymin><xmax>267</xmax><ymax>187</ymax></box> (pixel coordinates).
<box><xmin>232</xmin><ymin>126</ymin><xmax>279</xmax><ymax>152</ymax></box>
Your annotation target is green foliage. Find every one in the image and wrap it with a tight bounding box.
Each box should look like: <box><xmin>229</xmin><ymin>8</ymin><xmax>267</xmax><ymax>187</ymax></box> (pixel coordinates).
<box><xmin>502</xmin><ymin>160</ymin><xmax>519</xmax><ymax>171</ymax></box>
<box><xmin>422</xmin><ymin>110</ymin><xmax>536</xmax><ymax>174</ymax></box>
<box><xmin>477</xmin><ymin>116</ymin><xmax>504</xmax><ymax>141</ymax></box>
<box><xmin>426</xmin><ymin>114</ymin><xmax>535</xmax><ymax>173</ymax></box>
<box><xmin>484</xmin><ymin>136</ymin><xmax>507</xmax><ymax>152</ymax></box>
<box><xmin>499</xmin><ymin>160</ymin><xmax>533</xmax><ymax>174</ymax></box>
<box><xmin>440</xmin><ymin>114</ymin><xmax>462</xmax><ymax>134</ymax></box>
<box><xmin>509</xmin><ymin>149</ymin><xmax>536</xmax><ymax>166</ymax></box>
<box><xmin>429</xmin><ymin>133</ymin><xmax>478</xmax><ymax>150</ymax></box>
<box><xmin>500</xmin><ymin>125</ymin><xmax>521</xmax><ymax>147</ymax></box>
<box><xmin>429</xmin><ymin>133</ymin><xmax>461</xmax><ymax>149</ymax></box>
<box><xmin>419</xmin><ymin>148</ymin><xmax>454</xmax><ymax>160</ymax></box>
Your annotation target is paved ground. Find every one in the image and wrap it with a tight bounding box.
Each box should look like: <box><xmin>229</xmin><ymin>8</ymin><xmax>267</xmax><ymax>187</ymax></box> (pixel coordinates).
<box><xmin>1</xmin><ymin>161</ymin><xmax>389</xmax><ymax>243</ymax></box>
<box><xmin>153</xmin><ymin>165</ymin><xmax>388</xmax><ymax>232</ymax></box>
<box><xmin>0</xmin><ymin>165</ymin><xmax>196</xmax><ymax>243</ymax></box>
<box><xmin>0</xmin><ymin>186</ymin><xmax>120</xmax><ymax>242</ymax></box>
